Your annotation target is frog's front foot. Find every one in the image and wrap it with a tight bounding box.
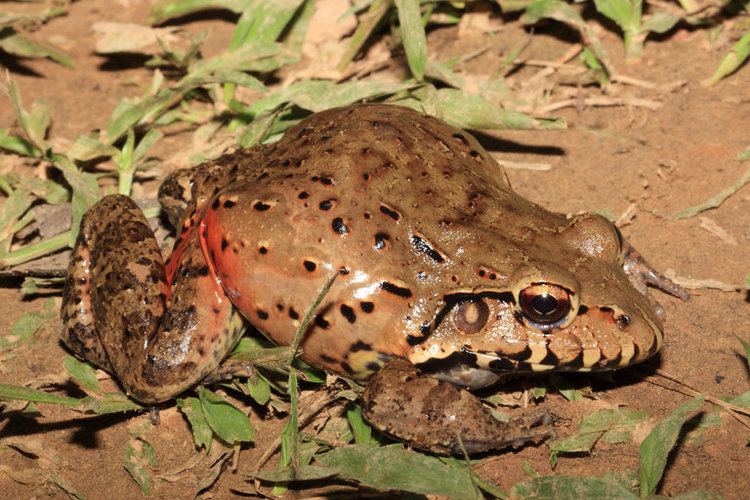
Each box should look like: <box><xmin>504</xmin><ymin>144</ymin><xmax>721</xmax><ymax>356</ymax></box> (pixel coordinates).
<box><xmin>361</xmin><ymin>359</ymin><xmax>555</xmax><ymax>456</ymax></box>
<box><xmin>622</xmin><ymin>241</ymin><xmax>689</xmax><ymax>318</ymax></box>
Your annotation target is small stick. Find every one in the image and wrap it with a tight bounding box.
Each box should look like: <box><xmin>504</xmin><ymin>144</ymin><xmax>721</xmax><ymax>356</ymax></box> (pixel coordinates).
<box><xmin>642</xmin><ymin>368</ymin><xmax>750</xmax><ymax>429</ymax></box>
<box><xmin>536</xmin><ymin>96</ymin><xmax>663</xmax><ymax>114</ymax></box>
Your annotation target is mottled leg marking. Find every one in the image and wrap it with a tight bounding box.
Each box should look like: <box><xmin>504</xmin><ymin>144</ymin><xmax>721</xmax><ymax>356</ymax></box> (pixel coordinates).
<box><xmin>622</xmin><ymin>241</ymin><xmax>689</xmax><ymax>318</ymax></box>
<box><xmin>362</xmin><ymin>359</ymin><xmax>555</xmax><ymax>455</ymax></box>
<box><xmin>61</xmin><ymin>194</ymin><xmax>244</xmax><ymax>404</ymax></box>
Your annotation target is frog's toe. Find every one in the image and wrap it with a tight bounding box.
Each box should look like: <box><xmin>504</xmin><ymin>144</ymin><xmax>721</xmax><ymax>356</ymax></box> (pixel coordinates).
<box><xmin>622</xmin><ymin>241</ymin><xmax>689</xmax><ymax>318</ymax></box>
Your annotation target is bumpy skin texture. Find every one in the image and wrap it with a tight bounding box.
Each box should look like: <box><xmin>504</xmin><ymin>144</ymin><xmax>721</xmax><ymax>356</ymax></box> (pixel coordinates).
<box><xmin>61</xmin><ymin>104</ymin><xmax>679</xmax><ymax>453</ymax></box>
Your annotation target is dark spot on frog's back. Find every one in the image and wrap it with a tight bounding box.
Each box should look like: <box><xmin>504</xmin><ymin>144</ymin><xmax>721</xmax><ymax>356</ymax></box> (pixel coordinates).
<box><xmin>379</xmin><ymin>204</ymin><xmax>400</xmax><ymax>221</ymax></box>
<box><xmin>360</xmin><ymin>301</ymin><xmax>374</xmax><ymax>313</ymax></box>
<box><xmin>380</xmin><ymin>281</ymin><xmax>412</xmax><ymax>298</ymax></box>
<box><xmin>409</xmin><ymin>234</ymin><xmax>445</xmax><ymax>263</ymax></box>
<box><xmin>332</xmin><ymin>217</ymin><xmax>348</xmax><ymax>235</ymax></box>
<box><xmin>253</xmin><ymin>201</ymin><xmax>271</xmax><ymax>211</ymax></box>
<box><xmin>223</xmin><ymin>199</ymin><xmax>236</xmax><ymax>209</ymax></box>
<box><xmin>340</xmin><ymin>304</ymin><xmax>356</xmax><ymax>323</ymax></box>
<box><xmin>374</xmin><ymin>232</ymin><xmax>389</xmax><ymax>250</ymax></box>
<box><xmin>350</xmin><ymin>340</ymin><xmax>372</xmax><ymax>352</ymax></box>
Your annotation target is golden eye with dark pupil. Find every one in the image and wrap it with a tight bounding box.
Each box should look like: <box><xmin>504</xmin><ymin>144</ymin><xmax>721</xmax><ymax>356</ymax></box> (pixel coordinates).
<box><xmin>518</xmin><ymin>284</ymin><xmax>571</xmax><ymax>327</ymax></box>
<box><xmin>453</xmin><ymin>299</ymin><xmax>490</xmax><ymax>334</ymax></box>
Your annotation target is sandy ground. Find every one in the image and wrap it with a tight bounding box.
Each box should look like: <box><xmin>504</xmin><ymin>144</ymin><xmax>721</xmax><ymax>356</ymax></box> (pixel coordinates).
<box><xmin>0</xmin><ymin>0</ymin><xmax>748</xmax><ymax>498</ymax></box>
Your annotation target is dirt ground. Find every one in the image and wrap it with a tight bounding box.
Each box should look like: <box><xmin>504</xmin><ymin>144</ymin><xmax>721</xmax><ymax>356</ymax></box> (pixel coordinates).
<box><xmin>0</xmin><ymin>0</ymin><xmax>748</xmax><ymax>498</ymax></box>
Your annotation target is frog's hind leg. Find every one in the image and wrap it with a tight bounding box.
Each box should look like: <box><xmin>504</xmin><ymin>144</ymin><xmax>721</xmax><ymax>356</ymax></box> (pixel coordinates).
<box><xmin>362</xmin><ymin>359</ymin><xmax>554</xmax><ymax>456</ymax></box>
<box><xmin>61</xmin><ymin>194</ymin><xmax>244</xmax><ymax>404</ymax></box>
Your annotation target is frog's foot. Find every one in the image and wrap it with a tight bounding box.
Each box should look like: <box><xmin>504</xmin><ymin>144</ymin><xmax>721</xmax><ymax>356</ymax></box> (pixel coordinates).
<box><xmin>622</xmin><ymin>241</ymin><xmax>689</xmax><ymax>318</ymax></box>
<box><xmin>361</xmin><ymin>359</ymin><xmax>555</xmax><ymax>456</ymax></box>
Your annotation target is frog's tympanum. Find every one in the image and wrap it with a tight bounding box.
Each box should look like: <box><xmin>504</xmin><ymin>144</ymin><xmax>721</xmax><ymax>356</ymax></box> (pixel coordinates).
<box><xmin>61</xmin><ymin>104</ymin><xmax>684</xmax><ymax>455</ymax></box>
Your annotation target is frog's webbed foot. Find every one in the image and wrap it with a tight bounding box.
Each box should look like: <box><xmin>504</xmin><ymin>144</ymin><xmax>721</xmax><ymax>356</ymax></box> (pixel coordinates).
<box><xmin>622</xmin><ymin>241</ymin><xmax>689</xmax><ymax>318</ymax></box>
<box><xmin>361</xmin><ymin>359</ymin><xmax>555</xmax><ymax>456</ymax></box>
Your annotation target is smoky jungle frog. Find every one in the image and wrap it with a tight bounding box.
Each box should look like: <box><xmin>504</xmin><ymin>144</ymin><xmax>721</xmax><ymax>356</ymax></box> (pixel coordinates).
<box><xmin>61</xmin><ymin>104</ymin><xmax>686</xmax><ymax>455</ymax></box>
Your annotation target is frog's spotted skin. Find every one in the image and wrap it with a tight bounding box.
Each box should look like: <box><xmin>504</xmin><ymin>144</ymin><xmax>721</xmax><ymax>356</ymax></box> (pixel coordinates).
<box><xmin>62</xmin><ymin>104</ymin><xmax>679</xmax><ymax>452</ymax></box>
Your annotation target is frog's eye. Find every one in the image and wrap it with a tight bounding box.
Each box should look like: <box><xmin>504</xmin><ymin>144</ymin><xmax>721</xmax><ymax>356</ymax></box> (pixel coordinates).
<box><xmin>518</xmin><ymin>284</ymin><xmax>571</xmax><ymax>329</ymax></box>
<box><xmin>453</xmin><ymin>298</ymin><xmax>490</xmax><ymax>334</ymax></box>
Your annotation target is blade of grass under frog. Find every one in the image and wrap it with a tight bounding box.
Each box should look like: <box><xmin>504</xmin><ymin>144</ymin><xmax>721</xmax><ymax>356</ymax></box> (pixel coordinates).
<box><xmin>280</xmin><ymin>272</ymin><xmax>338</xmax><ymax>477</ymax></box>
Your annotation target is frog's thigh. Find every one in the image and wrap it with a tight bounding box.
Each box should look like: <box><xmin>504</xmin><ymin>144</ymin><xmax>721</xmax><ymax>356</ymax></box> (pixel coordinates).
<box><xmin>62</xmin><ymin>195</ymin><xmax>168</xmax><ymax>395</ymax></box>
<box><xmin>61</xmin><ymin>195</ymin><xmax>242</xmax><ymax>403</ymax></box>
<box><xmin>362</xmin><ymin>359</ymin><xmax>554</xmax><ymax>455</ymax></box>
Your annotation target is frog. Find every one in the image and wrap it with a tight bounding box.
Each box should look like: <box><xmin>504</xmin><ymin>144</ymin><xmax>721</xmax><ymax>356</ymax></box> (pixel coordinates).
<box><xmin>61</xmin><ymin>103</ymin><xmax>686</xmax><ymax>455</ymax></box>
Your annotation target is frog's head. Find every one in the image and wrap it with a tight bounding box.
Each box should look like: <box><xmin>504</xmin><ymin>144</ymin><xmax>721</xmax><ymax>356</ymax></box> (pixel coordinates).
<box><xmin>409</xmin><ymin>213</ymin><xmax>664</xmax><ymax>390</ymax></box>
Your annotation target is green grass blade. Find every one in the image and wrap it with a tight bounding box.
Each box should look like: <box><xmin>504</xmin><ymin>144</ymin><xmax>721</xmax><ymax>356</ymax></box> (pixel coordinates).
<box><xmin>230</xmin><ymin>0</ymin><xmax>304</xmax><ymax>49</ymax></box>
<box><xmin>394</xmin><ymin>0</ymin><xmax>427</xmax><ymax>81</ymax></box>
<box><xmin>149</xmin><ymin>0</ymin><xmax>251</xmax><ymax>24</ymax></box>
<box><xmin>337</xmin><ymin>0</ymin><xmax>392</xmax><ymax>72</ymax></box>
<box><xmin>0</xmin><ymin>30</ymin><xmax>73</xmax><ymax>68</ymax></box>
<box><xmin>703</xmin><ymin>31</ymin><xmax>750</xmax><ymax>87</ymax></box>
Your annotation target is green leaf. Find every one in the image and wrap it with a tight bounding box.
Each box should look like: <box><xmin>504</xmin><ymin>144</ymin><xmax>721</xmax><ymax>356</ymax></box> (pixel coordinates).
<box><xmin>247</xmin><ymin>375</ymin><xmax>271</xmax><ymax>406</ymax></box>
<box><xmin>346</xmin><ymin>403</ymin><xmax>374</xmax><ymax>445</ymax></box>
<box><xmin>703</xmin><ymin>31</ymin><xmax>750</xmax><ymax>86</ymax></box>
<box><xmin>149</xmin><ymin>0</ymin><xmax>253</xmax><ymax>24</ymax></box>
<box><xmin>641</xmin><ymin>11</ymin><xmax>680</xmax><ymax>34</ymax></box>
<box><xmin>729</xmin><ymin>390</ymin><xmax>750</xmax><ymax>408</ymax></box>
<box><xmin>511</xmin><ymin>473</ymin><xmax>637</xmax><ymax>498</ymax></box>
<box><xmin>639</xmin><ymin>397</ymin><xmax>703</xmax><ymax>496</ymax></box>
<box><xmin>0</xmin><ymin>189</ymin><xmax>33</xmax><ymax>246</ymax></box>
<box><xmin>550</xmin><ymin>408</ymin><xmax>647</xmax><ymax>461</ymax></box>
<box><xmin>736</xmin><ymin>335</ymin><xmax>750</xmax><ymax>369</ymax></box>
<box><xmin>253</xmin><ymin>464</ymin><xmax>339</xmax><ymax>482</ymax></box>
<box><xmin>0</xmin><ymin>383</ymin><xmax>86</xmax><ymax>409</ymax></box>
<box><xmin>419</xmin><ymin>88</ymin><xmax>565</xmax><ymax>130</ymax></box>
<box><xmin>0</xmin><ymin>128</ymin><xmax>39</xmax><ymax>156</ymax></box>
<box><xmin>316</xmin><ymin>445</ymin><xmax>483</xmax><ymax>500</ymax></box>
<box><xmin>123</xmin><ymin>437</ymin><xmax>157</xmax><ymax>496</ymax></box>
<box><xmin>86</xmin><ymin>392</ymin><xmax>144</xmax><ymax>414</ymax></box>
<box><xmin>198</xmin><ymin>386</ymin><xmax>254</xmax><ymax>444</ymax></box>
<box><xmin>395</xmin><ymin>0</ymin><xmax>427</xmax><ymax>81</ymax></box>
<box><xmin>63</xmin><ymin>356</ymin><xmax>101</xmax><ymax>395</ymax></box>
<box><xmin>52</xmin><ymin>154</ymin><xmax>100</xmax><ymax>244</ymax></box>
<box><xmin>229</xmin><ymin>0</ymin><xmax>304</xmax><ymax>49</ymax></box>
<box><xmin>523</xmin><ymin>0</ymin><xmax>613</xmax><ymax>74</ymax></box>
<box><xmin>249</xmin><ymin>80</ymin><xmax>415</xmax><ymax>117</ymax></box>
<box><xmin>177</xmin><ymin>396</ymin><xmax>214</xmax><ymax>451</ymax></box>
<box><xmin>0</xmin><ymin>29</ymin><xmax>73</xmax><ymax>68</ymax></box>
<box><xmin>0</xmin><ymin>301</ymin><xmax>56</xmax><ymax>351</ymax></box>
